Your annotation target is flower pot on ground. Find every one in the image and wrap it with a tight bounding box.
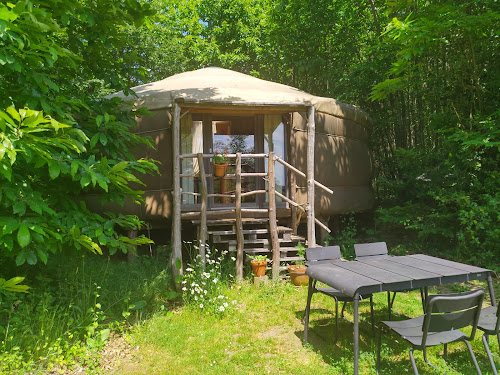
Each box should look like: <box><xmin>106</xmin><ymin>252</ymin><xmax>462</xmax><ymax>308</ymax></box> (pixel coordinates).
<box><xmin>289</xmin><ymin>243</ymin><xmax>309</xmax><ymax>286</ymax></box>
<box><xmin>249</xmin><ymin>255</ymin><xmax>268</xmax><ymax>277</ymax></box>
<box><xmin>288</xmin><ymin>264</ymin><xmax>309</xmax><ymax>286</ymax></box>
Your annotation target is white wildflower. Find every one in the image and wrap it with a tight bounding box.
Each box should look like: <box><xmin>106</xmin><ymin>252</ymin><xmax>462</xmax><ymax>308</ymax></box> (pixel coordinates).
<box><xmin>186</xmin><ymin>267</ymin><xmax>193</xmax><ymax>272</ymax></box>
<box><xmin>219</xmin><ymin>305</ymin><xmax>225</xmax><ymax>312</ymax></box>
<box><xmin>199</xmin><ymin>303</ymin><xmax>204</xmax><ymax>309</ymax></box>
<box><xmin>182</xmin><ymin>287</ymin><xmax>187</xmax><ymax>291</ymax></box>
<box><xmin>223</xmin><ymin>302</ymin><xmax>228</xmax><ymax>308</ymax></box>
<box><xmin>232</xmin><ymin>300</ymin><xmax>237</xmax><ymax>305</ymax></box>
<box><xmin>231</xmin><ymin>257</ymin><xmax>236</xmax><ymax>261</ymax></box>
<box><xmin>218</xmin><ymin>295</ymin><xmax>224</xmax><ymax>299</ymax></box>
<box><xmin>213</xmin><ymin>278</ymin><xmax>218</xmax><ymax>284</ymax></box>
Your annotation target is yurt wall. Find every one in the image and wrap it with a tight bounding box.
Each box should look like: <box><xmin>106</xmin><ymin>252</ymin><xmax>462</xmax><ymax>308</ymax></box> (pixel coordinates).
<box><xmin>292</xmin><ymin>110</ymin><xmax>374</xmax><ymax>217</ymax></box>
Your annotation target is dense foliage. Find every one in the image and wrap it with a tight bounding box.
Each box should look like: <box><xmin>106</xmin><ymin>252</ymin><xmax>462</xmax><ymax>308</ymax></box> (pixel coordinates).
<box><xmin>0</xmin><ymin>0</ymin><xmax>159</xmax><ymax>270</ymax></box>
<box><xmin>1</xmin><ymin>1</ymin><xmax>160</xmax><ymax>369</ymax></box>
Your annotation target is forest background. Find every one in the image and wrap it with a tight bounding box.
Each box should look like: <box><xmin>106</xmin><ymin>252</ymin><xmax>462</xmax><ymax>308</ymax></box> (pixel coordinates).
<box><xmin>0</xmin><ymin>0</ymin><xmax>498</xmax><ymax>372</ymax></box>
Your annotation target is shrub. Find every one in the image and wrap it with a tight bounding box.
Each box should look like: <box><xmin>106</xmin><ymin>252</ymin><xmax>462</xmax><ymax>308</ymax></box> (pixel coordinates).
<box><xmin>181</xmin><ymin>243</ymin><xmax>237</xmax><ymax>316</ymax></box>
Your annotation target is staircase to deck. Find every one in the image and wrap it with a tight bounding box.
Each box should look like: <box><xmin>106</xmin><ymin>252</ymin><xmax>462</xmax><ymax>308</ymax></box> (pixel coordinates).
<box><xmin>193</xmin><ymin>218</ymin><xmax>306</xmax><ymax>272</ymax></box>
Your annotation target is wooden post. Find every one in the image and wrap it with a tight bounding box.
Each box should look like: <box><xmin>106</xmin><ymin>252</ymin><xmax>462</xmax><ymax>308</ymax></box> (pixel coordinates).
<box><xmin>171</xmin><ymin>103</ymin><xmax>183</xmax><ymax>278</ymax></box>
<box><xmin>197</xmin><ymin>153</ymin><xmax>207</xmax><ymax>269</ymax></box>
<box><xmin>268</xmin><ymin>152</ymin><xmax>280</xmax><ymax>280</ymax></box>
<box><xmin>235</xmin><ymin>153</ymin><xmax>244</xmax><ymax>281</ymax></box>
<box><xmin>289</xmin><ymin>117</ymin><xmax>298</xmax><ymax>234</ymax></box>
<box><xmin>306</xmin><ymin>106</ymin><xmax>316</xmax><ymax>248</ymax></box>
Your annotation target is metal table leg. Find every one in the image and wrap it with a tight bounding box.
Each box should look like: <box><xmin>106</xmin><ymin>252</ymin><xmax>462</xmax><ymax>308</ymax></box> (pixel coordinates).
<box><xmin>303</xmin><ymin>278</ymin><xmax>315</xmax><ymax>345</ymax></box>
<box><xmin>487</xmin><ymin>274</ymin><xmax>496</xmax><ymax>306</ymax></box>
<box><xmin>353</xmin><ymin>293</ymin><xmax>359</xmax><ymax>375</ymax></box>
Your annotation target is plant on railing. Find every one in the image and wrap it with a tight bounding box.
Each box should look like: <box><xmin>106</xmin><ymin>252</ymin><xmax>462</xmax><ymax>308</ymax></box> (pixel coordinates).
<box><xmin>212</xmin><ymin>152</ymin><xmax>228</xmax><ymax>165</ymax></box>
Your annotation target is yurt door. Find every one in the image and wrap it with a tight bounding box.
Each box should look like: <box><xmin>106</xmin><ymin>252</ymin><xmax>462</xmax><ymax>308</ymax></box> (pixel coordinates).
<box><xmin>207</xmin><ymin>115</ymin><xmax>260</xmax><ymax>209</ymax></box>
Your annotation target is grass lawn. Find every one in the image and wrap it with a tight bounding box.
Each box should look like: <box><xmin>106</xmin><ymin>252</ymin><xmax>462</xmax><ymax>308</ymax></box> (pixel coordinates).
<box><xmin>108</xmin><ymin>279</ymin><xmax>499</xmax><ymax>375</ymax></box>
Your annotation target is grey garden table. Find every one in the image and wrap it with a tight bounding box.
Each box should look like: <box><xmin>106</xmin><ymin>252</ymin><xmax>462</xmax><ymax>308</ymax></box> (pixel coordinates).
<box><xmin>304</xmin><ymin>254</ymin><xmax>496</xmax><ymax>375</ymax></box>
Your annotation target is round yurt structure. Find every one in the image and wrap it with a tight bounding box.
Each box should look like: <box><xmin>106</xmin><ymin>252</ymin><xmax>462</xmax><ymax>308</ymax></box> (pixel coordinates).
<box><xmin>107</xmin><ymin>67</ymin><xmax>374</xmax><ymax>229</ymax></box>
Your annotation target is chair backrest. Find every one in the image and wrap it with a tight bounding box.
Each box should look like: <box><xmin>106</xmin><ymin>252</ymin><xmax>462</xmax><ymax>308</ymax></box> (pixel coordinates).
<box><xmin>354</xmin><ymin>242</ymin><xmax>388</xmax><ymax>259</ymax></box>
<box><xmin>306</xmin><ymin>246</ymin><xmax>341</xmax><ymax>262</ymax></box>
<box><xmin>495</xmin><ymin>305</ymin><xmax>500</xmax><ymax>333</ymax></box>
<box><xmin>422</xmin><ymin>289</ymin><xmax>484</xmax><ymax>346</ymax></box>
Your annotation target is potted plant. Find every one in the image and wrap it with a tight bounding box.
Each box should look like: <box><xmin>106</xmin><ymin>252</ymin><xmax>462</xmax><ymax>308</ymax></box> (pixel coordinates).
<box><xmin>249</xmin><ymin>254</ymin><xmax>268</xmax><ymax>277</ymax></box>
<box><xmin>288</xmin><ymin>243</ymin><xmax>309</xmax><ymax>286</ymax></box>
<box><xmin>212</xmin><ymin>151</ymin><xmax>228</xmax><ymax>177</ymax></box>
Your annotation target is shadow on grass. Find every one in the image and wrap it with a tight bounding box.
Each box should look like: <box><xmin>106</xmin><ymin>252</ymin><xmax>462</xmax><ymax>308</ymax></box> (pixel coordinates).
<box><xmin>293</xmin><ymin>303</ymin><xmax>498</xmax><ymax>375</ymax></box>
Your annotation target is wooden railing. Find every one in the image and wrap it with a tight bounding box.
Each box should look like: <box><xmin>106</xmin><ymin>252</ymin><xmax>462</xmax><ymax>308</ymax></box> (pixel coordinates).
<box><xmin>177</xmin><ymin>151</ymin><xmax>332</xmax><ymax>280</ymax></box>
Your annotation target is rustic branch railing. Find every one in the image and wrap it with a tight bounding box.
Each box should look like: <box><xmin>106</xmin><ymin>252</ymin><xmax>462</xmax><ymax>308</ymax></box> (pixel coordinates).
<box><xmin>176</xmin><ymin>150</ymin><xmax>333</xmax><ymax>280</ymax></box>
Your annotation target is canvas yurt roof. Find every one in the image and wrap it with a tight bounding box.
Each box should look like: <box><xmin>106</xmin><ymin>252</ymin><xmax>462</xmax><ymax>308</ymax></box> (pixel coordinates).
<box><xmin>112</xmin><ymin>67</ymin><xmax>371</xmax><ymax>125</ymax></box>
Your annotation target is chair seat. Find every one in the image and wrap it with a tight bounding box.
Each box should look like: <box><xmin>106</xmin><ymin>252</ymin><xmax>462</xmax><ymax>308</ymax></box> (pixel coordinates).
<box><xmin>316</xmin><ymin>287</ymin><xmax>372</xmax><ymax>302</ymax></box>
<box><xmin>381</xmin><ymin>315</ymin><xmax>467</xmax><ymax>348</ymax></box>
<box><xmin>478</xmin><ymin>306</ymin><xmax>498</xmax><ymax>334</ymax></box>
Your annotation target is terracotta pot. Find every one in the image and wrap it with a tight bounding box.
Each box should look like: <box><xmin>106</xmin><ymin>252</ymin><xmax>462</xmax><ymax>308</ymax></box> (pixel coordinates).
<box><xmin>213</xmin><ymin>162</ymin><xmax>228</xmax><ymax>177</ymax></box>
<box><xmin>288</xmin><ymin>265</ymin><xmax>309</xmax><ymax>286</ymax></box>
<box><xmin>251</xmin><ymin>260</ymin><xmax>267</xmax><ymax>277</ymax></box>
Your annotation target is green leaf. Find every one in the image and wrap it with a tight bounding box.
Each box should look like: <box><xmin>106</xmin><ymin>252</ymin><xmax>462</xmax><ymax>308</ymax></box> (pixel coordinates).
<box><xmin>90</xmin><ymin>133</ymin><xmax>100</xmax><ymax>148</ymax></box>
<box><xmin>0</xmin><ymin>110</ymin><xmax>16</xmax><ymax>125</ymax></box>
<box><xmin>6</xmin><ymin>107</ymin><xmax>20</xmax><ymax>122</ymax></box>
<box><xmin>96</xmin><ymin>176</ymin><xmax>108</xmax><ymax>192</ymax></box>
<box><xmin>15</xmin><ymin>250</ymin><xmax>26</xmax><ymax>266</ymax></box>
<box><xmin>0</xmin><ymin>144</ymin><xmax>5</xmax><ymax>161</ymax></box>
<box><xmin>100</xmin><ymin>133</ymin><xmax>108</xmax><ymax>145</ymax></box>
<box><xmin>1</xmin><ymin>217</ymin><xmax>19</xmax><ymax>235</ymax></box>
<box><xmin>0</xmin><ymin>277</ymin><xmax>30</xmax><ymax>293</ymax></box>
<box><xmin>131</xmin><ymin>300</ymin><xmax>146</xmax><ymax>310</ymax></box>
<box><xmin>26</xmin><ymin>250</ymin><xmax>37</xmax><ymax>265</ymax></box>
<box><xmin>110</xmin><ymin>161</ymin><xmax>128</xmax><ymax>173</ymax></box>
<box><xmin>12</xmin><ymin>200</ymin><xmax>26</xmax><ymax>215</ymax></box>
<box><xmin>36</xmin><ymin>248</ymin><xmax>48</xmax><ymax>264</ymax></box>
<box><xmin>26</xmin><ymin>199</ymin><xmax>42</xmax><ymax>214</ymax></box>
<box><xmin>17</xmin><ymin>224</ymin><xmax>31</xmax><ymax>248</ymax></box>
<box><xmin>48</xmin><ymin>161</ymin><xmax>61</xmax><ymax>179</ymax></box>
<box><xmin>71</xmin><ymin>161</ymin><xmax>79</xmax><ymax>177</ymax></box>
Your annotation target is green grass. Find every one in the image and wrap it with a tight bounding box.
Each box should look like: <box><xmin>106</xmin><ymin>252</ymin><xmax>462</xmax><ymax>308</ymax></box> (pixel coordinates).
<box><xmin>111</xmin><ymin>279</ymin><xmax>500</xmax><ymax>375</ymax></box>
<box><xmin>0</xmin><ymin>253</ymin><xmax>178</xmax><ymax>374</ymax></box>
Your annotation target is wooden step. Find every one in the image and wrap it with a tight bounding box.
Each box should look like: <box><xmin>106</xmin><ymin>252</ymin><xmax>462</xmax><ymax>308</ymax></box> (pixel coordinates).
<box><xmin>232</xmin><ymin>246</ymin><xmax>303</xmax><ymax>254</ymax></box>
<box><xmin>192</xmin><ymin>218</ymin><xmax>268</xmax><ymax>226</ymax></box>
<box><xmin>209</xmin><ymin>226</ymin><xmax>292</xmax><ymax>236</ymax></box>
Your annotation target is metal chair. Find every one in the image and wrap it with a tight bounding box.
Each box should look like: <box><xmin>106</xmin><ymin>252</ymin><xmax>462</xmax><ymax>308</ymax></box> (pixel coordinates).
<box><xmin>303</xmin><ymin>246</ymin><xmax>374</xmax><ymax>345</ymax></box>
<box><xmin>354</xmin><ymin>242</ymin><xmax>426</xmax><ymax>319</ymax></box>
<box><xmin>478</xmin><ymin>303</ymin><xmax>500</xmax><ymax>374</ymax></box>
<box><xmin>376</xmin><ymin>289</ymin><xmax>485</xmax><ymax>375</ymax></box>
